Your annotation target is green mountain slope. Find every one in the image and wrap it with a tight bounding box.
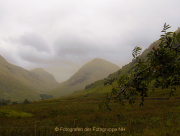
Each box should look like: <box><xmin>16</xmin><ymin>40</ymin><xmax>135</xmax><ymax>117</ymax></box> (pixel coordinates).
<box><xmin>0</xmin><ymin>73</ymin><xmax>40</xmax><ymax>101</ymax></box>
<box><xmin>30</xmin><ymin>68</ymin><xmax>59</xmax><ymax>90</ymax></box>
<box><xmin>0</xmin><ymin>56</ymin><xmax>40</xmax><ymax>101</ymax></box>
<box><xmin>68</xmin><ymin>27</ymin><xmax>180</xmax><ymax>98</ymax></box>
<box><xmin>0</xmin><ymin>55</ymin><xmax>60</xmax><ymax>101</ymax></box>
<box><xmin>47</xmin><ymin>58</ymin><xmax>120</xmax><ymax>97</ymax></box>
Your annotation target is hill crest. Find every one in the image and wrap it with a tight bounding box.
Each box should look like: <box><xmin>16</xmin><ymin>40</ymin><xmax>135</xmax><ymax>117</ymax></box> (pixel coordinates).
<box><xmin>48</xmin><ymin>58</ymin><xmax>120</xmax><ymax>96</ymax></box>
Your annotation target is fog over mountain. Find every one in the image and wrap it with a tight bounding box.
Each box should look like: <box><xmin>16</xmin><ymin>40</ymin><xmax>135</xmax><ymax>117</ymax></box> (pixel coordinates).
<box><xmin>0</xmin><ymin>0</ymin><xmax>180</xmax><ymax>83</ymax></box>
<box><xmin>48</xmin><ymin>58</ymin><xmax>120</xmax><ymax>97</ymax></box>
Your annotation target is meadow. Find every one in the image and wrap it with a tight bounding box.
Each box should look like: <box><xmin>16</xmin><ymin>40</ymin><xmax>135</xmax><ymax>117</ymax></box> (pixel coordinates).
<box><xmin>0</xmin><ymin>90</ymin><xmax>180</xmax><ymax>136</ymax></box>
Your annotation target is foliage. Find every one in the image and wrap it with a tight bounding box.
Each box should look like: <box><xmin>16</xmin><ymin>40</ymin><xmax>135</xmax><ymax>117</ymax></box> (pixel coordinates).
<box><xmin>102</xmin><ymin>23</ymin><xmax>180</xmax><ymax>110</ymax></box>
<box><xmin>12</xmin><ymin>102</ymin><xmax>18</xmax><ymax>105</ymax></box>
<box><xmin>23</xmin><ymin>99</ymin><xmax>29</xmax><ymax>104</ymax></box>
<box><xmin>0</xmin><ymin>99</ymin><xmax>11</xmax><ymax>106</ymax></box>
<box><xmin>40</xmin><ymin>94</ymin><xmax>53</xmax><ymax>100</ymax></box>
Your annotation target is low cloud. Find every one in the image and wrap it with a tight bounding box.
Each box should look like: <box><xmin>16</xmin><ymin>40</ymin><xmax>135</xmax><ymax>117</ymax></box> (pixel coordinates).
<box><xmin>54</xmin><ymin>33</ymin><xmax>97</xmax><ymax>56</ymax></box>
<box><xmin>9</xmin><ymin>32</ymin><xmax>51</xmax><ymax>53</ymax></box>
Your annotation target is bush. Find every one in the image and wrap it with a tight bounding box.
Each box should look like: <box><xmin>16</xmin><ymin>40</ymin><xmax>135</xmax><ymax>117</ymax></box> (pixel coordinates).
<box><xmin>0</xmin><ymin>99</ymin><xmax>10</xmax><ymax>106</ymax></box>
<box><xmin>23</xmin><ymin>99</ymin><xmax>29</xmax><ymax>104</ymax></box>
<box><xmin>40</xmin><ymin>94</ymin><xmax>53</xmax><ymax>100</ymax></box>
<box><xmin>1</xmin><ymin>101</ymin><xmax>8</xmax><ymax>105</ymax></box>
<box><xmin>12</xmin><ymin>102</ymin><xmax>18</xmax><ymax>105</ymax></box>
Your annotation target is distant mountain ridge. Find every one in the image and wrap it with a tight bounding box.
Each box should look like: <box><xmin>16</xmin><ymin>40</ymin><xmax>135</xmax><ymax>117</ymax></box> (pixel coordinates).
<box><xmin>0</xmin><ymin>55</ymin><xmax>60</xmax><ymax>101</ymax></box>
<box><xmin>68</xmin><ymin>58</ymin><xmax>120</xmax><ymax>85</ymax></box>
<box><xmin>30</xmin><ymin>68</ymin><xmax>59</xmax><ymax>88</ymax></box>
<box><xmin>48</xmin><ymin>58</ymin><xmax>120</xmax><ymax>97</ymax></box>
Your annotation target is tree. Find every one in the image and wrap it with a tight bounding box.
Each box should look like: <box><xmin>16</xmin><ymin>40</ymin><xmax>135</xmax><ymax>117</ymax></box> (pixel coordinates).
<box><xmin>40</xmin><ymin>94</ymin><xmax>53</xmax><ymax>100</ymax></box>
<box><xmin>101</xmin><ymin>23</ymin><xmax>180</xmax><ymax>110</ymax></box>
<box><xmin>23</xmin><ymin>99</ymin><xmax>29</xmax><ymax>104</ymax></box>
<box><xmin>0</xmin><ymin>99</ymin><xmax>11</xmax><ymax>106</ymax></box>
<box><xmin>12</xmin><ymin>102</ymin><xmax>18</xmax><ymax>105</ymax></box>
<box><xmin>1</xmin><ymin>101</ymin><xmax>8</xmax><ymax>106</ymax></box>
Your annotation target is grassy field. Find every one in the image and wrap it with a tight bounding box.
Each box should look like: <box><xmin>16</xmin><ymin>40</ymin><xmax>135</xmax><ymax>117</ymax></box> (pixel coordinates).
<box><xmin>0</xmin><ymin>89</ymin><xmax>180</xmax><ymax>136</ymax></box>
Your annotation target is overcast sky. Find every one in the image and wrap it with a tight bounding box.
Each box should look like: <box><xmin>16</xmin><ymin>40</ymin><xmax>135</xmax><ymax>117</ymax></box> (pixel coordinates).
<box><xmin>0</xmin><ymin>0</ymin><xmax>180</xmax><ymax>83</ymax></box>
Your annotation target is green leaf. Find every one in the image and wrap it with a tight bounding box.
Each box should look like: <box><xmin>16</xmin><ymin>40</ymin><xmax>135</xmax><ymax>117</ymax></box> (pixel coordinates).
<box><xmin>176</xmin><ymin>33</ymin><xmax>180</xmax><ymax>42</ymax></box>
<box><xmin>164</xmin><ymin>23</ymin><xmax>166</xmax><ymax>28</ymax></box>
<box><xmin>166</xmin><ymin>26</ymin><xmax>171</xmax><ymax>29</ymax></box>
<box><xmin>167</xmin><ymin>32</ymin><xmax>173</xmax><ymax>34</ymax></box>
<box><xmin>177</xmin><ymin>37</ymin><xmax>180</xmax><ymax>43</ymax></box>
<box><xmin>173</xmin><ymin>32</ymin><xmax>176</xmax><ymax>38</ymax></box>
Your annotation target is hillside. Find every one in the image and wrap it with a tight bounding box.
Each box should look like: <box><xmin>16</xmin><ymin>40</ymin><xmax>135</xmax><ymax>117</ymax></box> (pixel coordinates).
<box><xmin>68</xmin><ymin>27</ymin><xmax>180</xmax><ymax>98</ymax></box>
<box><xmin>30</xmin><ymin>68</ymin><xmax>59</xmax><ymax>89</ymax></box>
<box><xmin>0</xmin><ymin>55</ymin><xmax>60</xmax><ymax>101</ymax></box>
<box><xmin>47</xmin><ymin>58</ymin><xmax>120</xmax><ymax>97</ymax></box>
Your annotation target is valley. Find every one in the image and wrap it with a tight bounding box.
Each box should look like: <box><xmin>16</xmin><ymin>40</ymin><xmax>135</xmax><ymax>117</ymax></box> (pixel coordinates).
<box><xmin>0</xmin><ymin>27</ymin><xmax>180</xmax><ymax>135</ymax></box>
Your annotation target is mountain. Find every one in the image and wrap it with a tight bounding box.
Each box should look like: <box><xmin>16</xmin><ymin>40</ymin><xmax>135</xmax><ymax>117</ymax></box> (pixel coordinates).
<box><xmin>47</xmin><ymin>58</ymin><xmax>120</xmax><ymax>97</ymax></box>
<box><xmin>68</xmin><ymin>27</ymin><xmax>180</xmax><ymax>98</ymax></box>
<box><xmin>67</xmin><ymin>58</ymin><xmax>120</xmax><ymax>86</ymax></box>
<box><xmin>0</xmin><ymin>55</ymin><xmax>60</xmax><ymax>101</ymax></box>
<box><xmin>30</xmin><ymin>68</ymin><xmax>59</xmax><ymax>89</ymax></box>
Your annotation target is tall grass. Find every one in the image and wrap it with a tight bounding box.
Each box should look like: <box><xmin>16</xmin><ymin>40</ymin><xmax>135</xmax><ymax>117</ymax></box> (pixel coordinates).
<box><xmin>0</xmin><ymin>96</ymin><xmax>180</xmax><ymax>135</ymax></box>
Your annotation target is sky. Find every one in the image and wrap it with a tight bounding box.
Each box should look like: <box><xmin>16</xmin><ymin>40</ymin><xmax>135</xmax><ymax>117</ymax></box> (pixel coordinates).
<box><xmin>0</xmin><ymin>0</ymin><xmax>180</xmax><ymax>83</ymax></box>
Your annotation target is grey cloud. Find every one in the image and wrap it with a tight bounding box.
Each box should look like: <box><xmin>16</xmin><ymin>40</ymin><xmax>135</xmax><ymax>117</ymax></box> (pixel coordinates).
<box><xmin>17</xmin><ymin>47</ymin><xmax>54</xmax><ymax>64</ymax></box>
<box><xmin>53</xmin><ymin>30</ymin><xmax>99</xmax><ymax>58</ymax></box>
<box><xmin>0</xmin><ymin>0</ymin><xmax>180</xmax><ymax>83</ymax></box>
<box><xmin>9</xmin><ymin>33</ymin><xmax>51</xmax><ymax>53</ymax></box>
<box><xmin>54</xmin><ymin>40</ymin><xmax>95</xmax><ymax>57</ymax></box>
